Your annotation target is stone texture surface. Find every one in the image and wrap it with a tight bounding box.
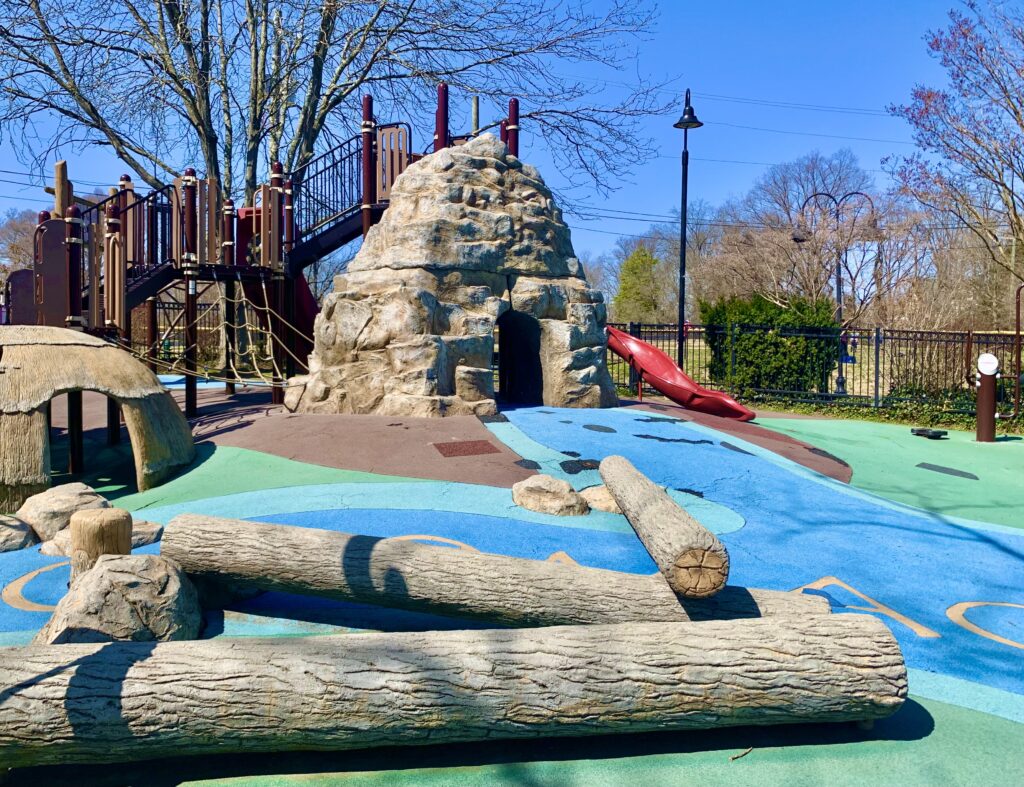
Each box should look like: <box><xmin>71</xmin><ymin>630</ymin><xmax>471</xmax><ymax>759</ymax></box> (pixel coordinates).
<box><xmin>14</xmin><ymin>482</ymin><xmax>109</xmax><ymax>541</ymax></box>
<box><xmin>512</xmin><ymin>474</ymin><xmax>590</xmax><ymax>516</ymax></box>
<box><xmin>33</xmin><ymin>554</ymin><xmax>201</xmax><ymax>644</ymax></box>
<box><xmin>0</xmin><ymin>515</ymin><xmax>36</xmax><ymax>552</ymax></box>
<box><xmin>580</xmin><ymin>484</ymin><xmax>622</xmax><ymax>514</ymax></box>
<box><xmin>287</xmin><ymin>134</ymin><xmax>617</xmax><ymax>416</ymax></box>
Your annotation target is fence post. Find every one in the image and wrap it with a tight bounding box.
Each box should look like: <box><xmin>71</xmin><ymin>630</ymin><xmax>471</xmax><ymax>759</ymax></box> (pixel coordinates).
<box><xmin>729</xmin><ymin>323</ymin><xmax>737</xmax><ymax>386</ymax></box>
<box><xmin>627</xmin><ymin>322</ymin><xmax>640</xmax><ymax>389</ymax></box>
<box><xmin>873</xmin><ymin>327</ymin><xmax>882</xmax><ymax>408</ymax></box>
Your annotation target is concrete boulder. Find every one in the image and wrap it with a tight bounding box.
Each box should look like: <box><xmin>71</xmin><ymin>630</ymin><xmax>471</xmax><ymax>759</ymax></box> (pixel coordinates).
<box><xmin>512</xmin><ymin>474</ymin><xmax>590</xmax><ymax>516</ymax></box>
<box><xmin>580</xmin><ymin>484</ymin><xmax>623</xmax><ymax>514</ymax></box>
<box><xmin>0</xmin><ymin>515</ymin><xmax>36</xmax><ymax>552</ymax></box>
<box><xmin>287</xmin><ymin>134</ymin><xmax>617</xmax><ymax>417</ymax></box>
<box><xmin>15</xmin><ymin>482</ymin><xmax>109</xmax><ymax>541</ymax></box>
<box><xmin>33</xmin><ymin>554</ymin><xmax>201</xmax><ymax>644</ymax></box>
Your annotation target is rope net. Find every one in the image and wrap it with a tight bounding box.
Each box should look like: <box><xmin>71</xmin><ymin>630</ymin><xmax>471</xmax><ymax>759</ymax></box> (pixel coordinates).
<box><xmin>120</xmin><ymin>272</ymin><xmax>314</xmax><ymax>389</ymax></box>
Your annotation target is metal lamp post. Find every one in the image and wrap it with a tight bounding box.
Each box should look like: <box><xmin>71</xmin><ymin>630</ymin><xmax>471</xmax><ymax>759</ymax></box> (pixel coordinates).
<box><xmin>673</xmin><ymin>89</ymin><xmax>703</xmax><ymax>368</ymax></box>
<box><xmin>792</xmin><ymin>190</ymin><xmax>876</xmax><ymax>396</ymax></box>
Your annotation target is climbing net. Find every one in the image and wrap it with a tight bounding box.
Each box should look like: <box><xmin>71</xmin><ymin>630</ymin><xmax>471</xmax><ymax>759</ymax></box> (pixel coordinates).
<box><xmin>117</xmin><ymin>271</ymin><xmax>314</xmax><ymax>389</ymax></box>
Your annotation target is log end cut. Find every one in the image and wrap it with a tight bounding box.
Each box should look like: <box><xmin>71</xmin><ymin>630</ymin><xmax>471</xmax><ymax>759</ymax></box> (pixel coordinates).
<box><xmin>671</xmin><ymin>546</ymin><xmax>730</xmax><ymax>598</ymax></box>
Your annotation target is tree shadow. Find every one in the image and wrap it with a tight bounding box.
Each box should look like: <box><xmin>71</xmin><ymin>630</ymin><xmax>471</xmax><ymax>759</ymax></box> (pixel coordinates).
<box><xmin>0</xmin><ymin>699</ymin><xmax>934</xmax><ymax>786</ymax></box>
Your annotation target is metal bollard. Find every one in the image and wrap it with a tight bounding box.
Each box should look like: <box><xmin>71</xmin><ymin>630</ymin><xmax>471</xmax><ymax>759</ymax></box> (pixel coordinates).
<box><xmin>975</xmin><ymin>353</ymin><xmax>999</xmax><ymax>443</ymax></box>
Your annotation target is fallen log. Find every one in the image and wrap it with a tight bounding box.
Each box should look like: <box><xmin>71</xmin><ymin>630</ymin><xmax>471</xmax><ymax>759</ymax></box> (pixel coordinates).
<box><xmin>600</xmin><ymin>455</ymin><xmax>729</xmax><ymax>598</ymax></box>
<box><xmin>161</xmin><ymin>515</ymin><xmax>828</xmax><ymax>626</ymax></box>
<box><xmin>0</xmin><ymin>614</ymin><xmax>907</xmax><ymax>767</ymax></box>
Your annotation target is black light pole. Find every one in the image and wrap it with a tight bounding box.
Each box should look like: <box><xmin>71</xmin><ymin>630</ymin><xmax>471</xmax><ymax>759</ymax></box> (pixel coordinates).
<box><xmin>792</xmin><ymin>190</ymin><xmax>876</xmax><ymax>396</ymax></box>
<box><xmin>673</xmin><ymin>89</ymin><xmax>702</xmax><ymax>368</ymax></box>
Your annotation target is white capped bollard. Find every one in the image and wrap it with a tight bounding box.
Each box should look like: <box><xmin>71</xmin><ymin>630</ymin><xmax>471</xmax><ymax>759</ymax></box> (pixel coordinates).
<box><xmin>976</xmin><ymin>353</ymin><xmax>999</xmax><ymax>443</ymax></box>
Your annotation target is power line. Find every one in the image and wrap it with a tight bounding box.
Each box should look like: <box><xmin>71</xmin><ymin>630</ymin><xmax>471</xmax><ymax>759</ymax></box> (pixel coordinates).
<box><xmin>704</xmin><ymin>121</ymin><xmax>915</xmax><ymax>146</ymax></box>
<box><xmin>554</xmin><ymin>71</ymin><xmax>895</xmax><ymax>118</ymax></box>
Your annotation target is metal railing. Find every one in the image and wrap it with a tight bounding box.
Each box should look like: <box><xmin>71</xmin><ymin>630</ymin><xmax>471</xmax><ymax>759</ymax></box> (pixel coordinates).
<box><xmin>290</xmin><ymin>135</ymin><xmax>363</xmax><ymax>241</ymax></box>
<box><xmin>607</xmin><ymin>322</ymin><xmax>1022</xmax><ymax>413</ymax></box>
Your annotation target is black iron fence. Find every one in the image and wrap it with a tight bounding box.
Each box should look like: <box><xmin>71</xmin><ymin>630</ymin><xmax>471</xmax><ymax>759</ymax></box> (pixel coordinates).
<box><xmin>607</xmin><ymin>322</ymin><xmax>1021</xmax><ymax>412</ymax></box>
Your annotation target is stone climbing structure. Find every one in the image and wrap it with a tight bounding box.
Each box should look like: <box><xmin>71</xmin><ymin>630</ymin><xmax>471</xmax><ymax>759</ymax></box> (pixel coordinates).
<box><xmin>286</xmin><ymin>134</ymin><xmax>617</xmax><ymax>417</ymax></box>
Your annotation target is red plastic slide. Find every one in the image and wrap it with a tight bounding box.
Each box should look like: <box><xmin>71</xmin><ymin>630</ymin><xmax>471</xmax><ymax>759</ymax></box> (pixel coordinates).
<box><xmin>606</xmin><ymin>326</ymin><xmax>756</xmax><ymax>421</ymax></box>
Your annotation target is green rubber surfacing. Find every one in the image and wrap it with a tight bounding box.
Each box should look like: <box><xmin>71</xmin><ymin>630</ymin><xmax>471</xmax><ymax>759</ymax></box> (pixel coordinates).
<box><xmin>756</xmin><ymin>418</ymin><xmax>1024</xmax><ymax>529</ymax></box>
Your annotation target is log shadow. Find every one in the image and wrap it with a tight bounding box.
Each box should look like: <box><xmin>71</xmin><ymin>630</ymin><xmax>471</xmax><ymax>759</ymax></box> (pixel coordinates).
<box><xmin>0</xmin><ymin>700</ymin><xmax>935</xmax><ymax>786</ymax></box>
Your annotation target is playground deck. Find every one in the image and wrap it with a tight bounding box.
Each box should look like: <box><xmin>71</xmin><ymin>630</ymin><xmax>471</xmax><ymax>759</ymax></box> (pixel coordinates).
<box><xmin>2</xmin><ymin>388</ymin><xmax>1022</xmax><ymax>786</ymax></box>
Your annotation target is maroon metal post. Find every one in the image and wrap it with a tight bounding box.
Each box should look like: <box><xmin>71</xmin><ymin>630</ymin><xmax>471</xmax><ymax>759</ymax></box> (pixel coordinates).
<box><xmin>976</xmin><ymin>354</ymin><xmax>999</xmax><ymax>443</ymax></box>
<box><xmin>507</xmin><ymin>98</ymin><xmax>520</xmax><ymax>157</ymax></box>
<box><xmin>434</xmin><ymin>83</ymin><xmax>449</xmax><ymax>152</ymax></box>
<box><xmin>65</xmin><ymin>203</ymin><xmax>85</xmax><ymax>472</ymax></box>
<box><xmin>271</xmin><ymin>275</ymin><xmax>285</xmax><ymax>406</ymax></box>
<box><xmin>500</xmin><ymin>119</ymin><xmax>508</xmax><ymax>144</ymax></box>
<box><xmin>182</xmin><ymin>168</ymin><xmax>198</xmax><ymax>419</ymax></box>
<box><xmin>106</xmin><ymin>198</ymin><xmax>124</xmax><ymax>445</ymax></box>
<box><xmin>283</xmin><ymin>180</ymin><xmax>295</xmax><ymax>253</ymax></box>
<box><xmin>146</xmin><ymin>297</ymin><xmax>158</xmax><ymax>372</ymax></box>
<box><xmin>221</xmin><ymin>198</ymin><xmax>235</xmax><ymax>266</ymax></box>
<box><xmin>361</xmin><ymin>95</ymin><xmax>376</xmax><ymax>236</ymax></box>
<box><xmin>64</xmin><ymin>204</ymin><xmax>83</xmax><ymax>330</ymax></box>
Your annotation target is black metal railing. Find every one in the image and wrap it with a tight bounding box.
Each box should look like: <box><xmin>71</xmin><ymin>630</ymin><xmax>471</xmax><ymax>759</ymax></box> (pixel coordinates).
<box><xmin>290</xmin><ymin>135</ymin><xmax>363</xmax><ymax>242</ymax></box>
<box><xmin>607</xmin><ymin>322</ymin><xmax>1022</xmax><ymax>413</ymax></box>
<box><xmin>80</xmin><ymin>184</ymin><xmax>178</xmax><ymax>314</ymax></box>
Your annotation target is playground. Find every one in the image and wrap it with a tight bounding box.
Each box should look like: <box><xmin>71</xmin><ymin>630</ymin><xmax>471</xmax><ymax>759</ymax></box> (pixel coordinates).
<box><xmin>0</xmin><ymin>87</ymin><xmax>1022</xmax><ymax>786</ymax></box>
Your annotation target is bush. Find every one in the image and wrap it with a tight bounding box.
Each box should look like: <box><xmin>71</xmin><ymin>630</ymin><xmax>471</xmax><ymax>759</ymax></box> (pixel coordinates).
<box><xmin>700</xmin><ymin>295</ymin><xmax>840</xmax><ymax>396</ymax></box>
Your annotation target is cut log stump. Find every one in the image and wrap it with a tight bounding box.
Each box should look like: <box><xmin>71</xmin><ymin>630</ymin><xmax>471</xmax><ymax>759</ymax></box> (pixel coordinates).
<box><xmin>68</xmin><ymin>507</ymin><xmax>132</xmax><ymax>583</ymax></box>
<box><xmin>600</xmin><ymin>455</ymin><xmax>729</xmax><ymax>598</ymax></box>
<box><xmin>0</xmin><ymin>614</ymin><xmax>907</xmax><ymax>767</ymax></box>
<box><xmin>161</xmin><ymin>515</ymin><xmax>828</xmax><ymax>626</ymax></box>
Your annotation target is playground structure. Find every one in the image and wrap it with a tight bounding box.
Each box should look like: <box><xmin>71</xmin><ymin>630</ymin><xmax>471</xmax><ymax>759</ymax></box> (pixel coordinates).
<box><xmin>6</xmin><ymin>86</ymin><xmax>524</xmax><ymax>426</ymax></box>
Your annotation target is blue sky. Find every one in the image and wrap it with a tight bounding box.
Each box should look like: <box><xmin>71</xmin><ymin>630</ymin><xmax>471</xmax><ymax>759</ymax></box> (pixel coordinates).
<box><xmin>0</xmin><ymin>1</ymin><xmax>953</xmax><ymax>259</ymax></box>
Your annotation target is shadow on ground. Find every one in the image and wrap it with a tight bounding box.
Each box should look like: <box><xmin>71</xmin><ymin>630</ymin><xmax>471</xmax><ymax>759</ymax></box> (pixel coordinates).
<box><xmin>0</xmin><ymin>700</ymin><xmax>934</xmax><ymax>787</ymax></box>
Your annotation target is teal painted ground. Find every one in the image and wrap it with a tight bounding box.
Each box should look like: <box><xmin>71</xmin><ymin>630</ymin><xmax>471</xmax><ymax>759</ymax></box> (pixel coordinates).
<box><xmin>2</xmin><ymin>406</ymin><xmax>1022</xmax><ymax>785</ymax></box>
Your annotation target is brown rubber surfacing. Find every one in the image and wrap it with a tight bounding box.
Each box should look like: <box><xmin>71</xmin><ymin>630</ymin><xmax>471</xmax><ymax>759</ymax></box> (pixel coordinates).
<box><xmin>433</xmin><ymin>440</ymin><xmax>501</xmax><ymax>458</ymax></box>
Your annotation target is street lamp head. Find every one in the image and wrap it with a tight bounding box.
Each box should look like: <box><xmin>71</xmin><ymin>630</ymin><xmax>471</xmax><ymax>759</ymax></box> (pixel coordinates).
<box><xmin>673</xmin><ymin>88</ymin><xmax>703</xmax><ymax>130</ymax></box>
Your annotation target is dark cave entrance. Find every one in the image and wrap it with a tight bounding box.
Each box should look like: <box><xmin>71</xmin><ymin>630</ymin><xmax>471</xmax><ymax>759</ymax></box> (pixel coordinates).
<box><xmin>495</xmin><ymin>309</ymin><xmax>543</xmax><ymax>405</ymax></box>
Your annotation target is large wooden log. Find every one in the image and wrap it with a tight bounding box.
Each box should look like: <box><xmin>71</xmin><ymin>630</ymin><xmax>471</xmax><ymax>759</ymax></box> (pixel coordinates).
<box><xmin>161</xmin><ymin>515</ymin><xmax>828</xmax><ymax>625</ymax></box>
<box><xmin>600</xmin><ymin>455</ymin><xmax>729</xmax><ymax>598</ymax></box>
<box><xmin>0</xmin><ymin>615</ymin><xmax>907</xmax><ymax>767</ymax></box>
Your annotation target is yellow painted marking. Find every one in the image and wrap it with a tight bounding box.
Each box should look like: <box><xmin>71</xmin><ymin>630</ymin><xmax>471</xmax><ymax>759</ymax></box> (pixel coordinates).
<box><xmin>946</xmin><ymin>601</ymin><xmax>1024</xmax><ymax>650</ymax></box>
<box><xmin>389</xmin><ymin>534</ymin><xmax>480</xmax><ymax>552</ymax></box>
<box><xmin>796</xmin><ymin>575</ymin><xmax>940</xmax><ymax>638</ymax></box>
<box><xmin>546</xmin><ymin>550</ymin><xmax>580</xmax><ymax>565</ymax></box>
<box><xmin>1</xmin><ymin>561</ymin><xmax>68</xmax><ymax>612</ymax></box>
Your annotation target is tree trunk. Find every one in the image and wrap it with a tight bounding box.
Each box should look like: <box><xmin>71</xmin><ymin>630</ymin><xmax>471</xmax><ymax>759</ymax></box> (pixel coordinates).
<box><xmin>0</xmin><ymin>615</ymin><xmax>907</xmax><ymax>768</ymax></box>
<box><xmin>161</xmin><ymin>515</ymin><xmax>828</xmax><ymax>626</ymax></box>
<box><xmin>69</xmin><ymin>508</ymin><xmax>132</xmax><ymax>583</ymax></box>
<box><xmin>600</xmin><ymin>455</ymin><xmax>729</xmax><ymax>598</ymax></box>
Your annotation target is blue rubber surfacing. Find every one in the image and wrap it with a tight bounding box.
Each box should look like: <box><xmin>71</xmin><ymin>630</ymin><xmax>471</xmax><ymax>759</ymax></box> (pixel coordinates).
<box><xmin>497</xmin><ymin>406</ymin><xmax>1024</xmax><ymax>714</ymax></box>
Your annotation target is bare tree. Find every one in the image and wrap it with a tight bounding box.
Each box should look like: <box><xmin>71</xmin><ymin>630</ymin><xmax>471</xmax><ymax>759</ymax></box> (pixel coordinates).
<box><xmin>890</xmin><ymin>1</ymin><xmax>1024</xmax><ymax>286</ymax></box>
<box><xmin>0</xmin><ymin>208</ymin><xmax>37</xmax><ymax>279</ymax></box>
<box><xmin>707</xmin><ymin>150</ymin><xmax>914</xmax><ymax>324</ymax></box>
<box><xmin>0</xmin><ymin>0</ymin><xmax>666</xmax><ymax>202</ymax></box>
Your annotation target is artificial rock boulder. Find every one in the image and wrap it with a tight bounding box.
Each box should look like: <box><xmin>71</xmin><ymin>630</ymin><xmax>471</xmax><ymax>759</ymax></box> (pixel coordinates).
<box><xmin>0</xmin><ymin>515</ymin><xmax>36</xmax><ymax>552</ymax></box>
<box><xmin>33</xmin><ymin>554</ymin><xmax>201</xmax><ymax>644</ymax></box>
<box><xmin>287</xmin><ymin>134</ymin><xmax>617</xmax><ymax>417</ymax></box>
<box><xmin>15</xmin><ymin>482</ymin><xmax>109</xmax><ymax>542</ymax></box>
